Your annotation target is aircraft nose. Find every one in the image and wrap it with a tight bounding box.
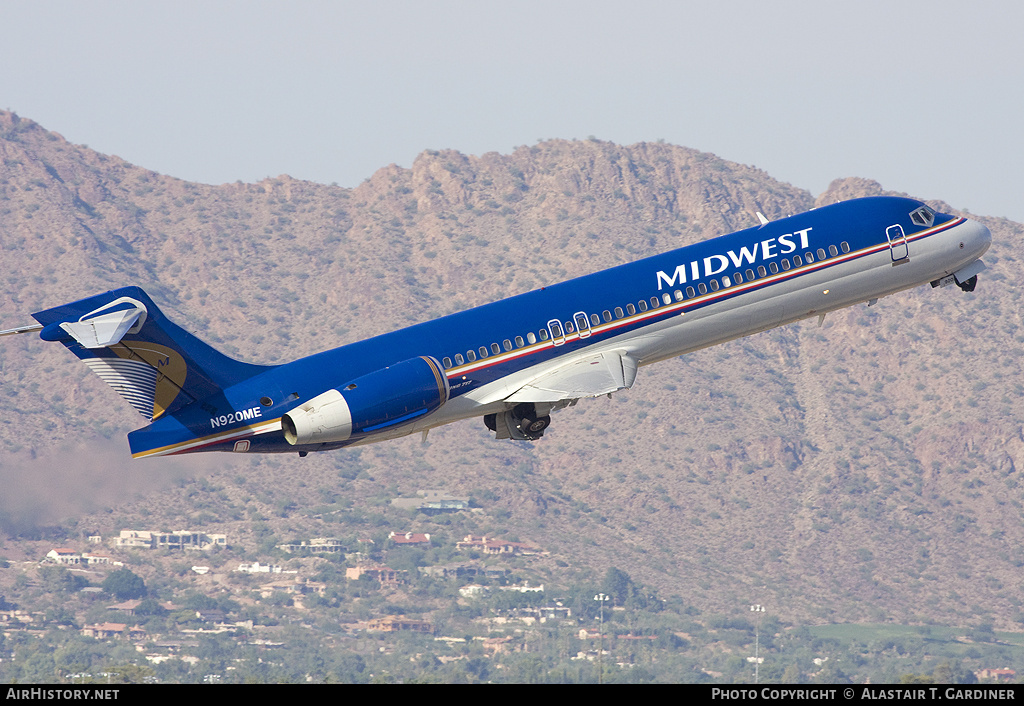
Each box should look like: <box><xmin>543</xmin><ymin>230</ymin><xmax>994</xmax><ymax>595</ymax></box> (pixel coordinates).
<box><xmin>962</xmin><ymin>218</ymin><xmax>992</xmax><ymax>258</ymax></box>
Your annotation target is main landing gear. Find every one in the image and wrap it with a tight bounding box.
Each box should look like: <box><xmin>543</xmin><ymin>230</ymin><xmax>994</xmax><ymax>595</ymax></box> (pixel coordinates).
<box><xmin>484</xmin><ymin>403</ymin><xmax>551</xmax><ymax>441</ymax></box>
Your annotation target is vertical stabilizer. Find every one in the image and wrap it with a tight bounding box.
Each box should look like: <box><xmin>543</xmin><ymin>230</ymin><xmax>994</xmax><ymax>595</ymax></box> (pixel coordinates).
<box><xmin>33</xmin><ymin>287</ymin><xmax>269</xmax><ymax>420</ymax></box>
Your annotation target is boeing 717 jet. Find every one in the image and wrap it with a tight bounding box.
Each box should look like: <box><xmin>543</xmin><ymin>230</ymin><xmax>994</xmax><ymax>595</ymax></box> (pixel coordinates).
<box><xmin>0</xmin><ymin>196</ymin><xmax>991</xmax><ymax>459</ymax></box>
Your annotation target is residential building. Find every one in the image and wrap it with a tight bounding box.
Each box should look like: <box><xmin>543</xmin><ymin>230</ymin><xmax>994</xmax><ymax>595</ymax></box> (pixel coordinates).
<box><xmin>278</xmin><ymin>537</ymin><xmax>345</xmax><ymax>554</ymax></box>
<box><xmin>388</xmin><ymin>531</ymin><xmax>431</xmax><ymax>546</ymax></box>
<box><xmin>116</xmin><ymin>530</ymin><xmax>227</xmax><ymax>550</ymax></box>
<box><xmin>455</xmin><ymin>535</ymin><xmax>544</xmax><ymax>556</ymax></box>
<box><xmin>345</xmin><ymin>564</ymin><xmax>406</xmax><ymax>586</ymax></box>
<box><xmin>365</xmin><ymin>616</ymin><xmax>433</xmax><ymax>633</ymax></box>
<box><xmin>82</xmin><ymin>623</ymin><xmax>146</xmax><ymax>640</ymax></box>
<box><xmin>391</xmin><ymin>490</ymin><xmax>471</xmax><ymax>514</ymax></box>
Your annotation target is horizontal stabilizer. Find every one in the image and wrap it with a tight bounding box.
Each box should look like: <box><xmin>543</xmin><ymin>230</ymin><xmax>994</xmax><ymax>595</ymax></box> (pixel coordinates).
<box><xmin>58</xmin><ymin>297</ymin><xmax>147</xmax><ymax>349</ymax></box>
<box><xmin>0</xmin><ymin>323</ymin><xmax>43</xmax><ymax>337</ymax></box>
<box><xmin>506</xmin><ymin>351</ymin><xmax>637</xmax><ymax>403</ymax></box>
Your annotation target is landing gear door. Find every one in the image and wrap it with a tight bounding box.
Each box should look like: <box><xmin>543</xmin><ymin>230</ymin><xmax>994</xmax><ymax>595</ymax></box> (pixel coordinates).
<box><xmin>886</xmin><ymin>224</ymin><xmax>909</xmax><ymax>264</ymax></box>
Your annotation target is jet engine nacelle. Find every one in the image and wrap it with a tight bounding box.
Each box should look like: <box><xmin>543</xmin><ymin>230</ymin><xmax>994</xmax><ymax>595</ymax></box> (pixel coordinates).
<box><xmin>282</xmin><ymin>356</ymin><xmax>449</xmax><ymax>446</ymax></box>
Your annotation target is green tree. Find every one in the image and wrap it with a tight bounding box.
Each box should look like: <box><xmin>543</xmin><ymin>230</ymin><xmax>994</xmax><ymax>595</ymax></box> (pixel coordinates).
<box><xmin>88</xmin><ymin>663</ymin><xmax>156</xmax><ymax>684</ymax></box>
<box><xmin>602</xmin><ymin>567</ymin><xmax>633</xmax><ymax>606</ymax></box>
<box><xmin>931</xmin><ymin>661</ymin><xmax>978</xmax><ymax>684</ymax></box>
<box><xmin>101</xmin><ymin>568</ymin><xmax>147</xmax><ymax>600</ymax></box>
<box><xmin>134</xmin><ymin>598</ymin><xmax>167</xmax><ymax>617</ymax></box>
<box><xmin>39</xmin><ymin>565</ymin><xmax>87</xmax><ymax>594</ymax></box>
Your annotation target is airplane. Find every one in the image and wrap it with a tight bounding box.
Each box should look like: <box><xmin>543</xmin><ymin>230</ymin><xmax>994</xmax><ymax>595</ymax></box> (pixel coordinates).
<box><xmin>0</xmin><ymin>196</ymin><xmax>991</xmax><ymax>460</ymax></box>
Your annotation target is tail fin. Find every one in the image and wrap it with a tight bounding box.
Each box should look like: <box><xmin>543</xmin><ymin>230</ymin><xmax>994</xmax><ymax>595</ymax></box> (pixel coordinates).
<box><xmin>32</xmin><ymin>286</ymin><xmax>269</xmax><ymax>420</ymax></box>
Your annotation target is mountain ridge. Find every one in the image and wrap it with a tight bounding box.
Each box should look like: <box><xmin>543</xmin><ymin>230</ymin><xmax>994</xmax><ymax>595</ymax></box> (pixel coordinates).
<box><xmin>1</xmin><ymin>109</ymin><xmax>1022</xmax><ymax>629</ymax></box>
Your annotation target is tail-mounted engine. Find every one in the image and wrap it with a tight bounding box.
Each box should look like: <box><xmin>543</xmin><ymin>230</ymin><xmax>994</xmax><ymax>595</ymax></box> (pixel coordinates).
<box><xmin>282</xmin><ymin>356</ymin><xmax>449</xmax><ymax>446</ymax></box>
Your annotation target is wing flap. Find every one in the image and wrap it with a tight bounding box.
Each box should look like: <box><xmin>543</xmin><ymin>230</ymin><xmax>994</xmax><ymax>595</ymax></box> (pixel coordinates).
<box><xmin>506</xmin><ymin>352</ymin><xmax>637</xmax><ymax>403</ymax></box>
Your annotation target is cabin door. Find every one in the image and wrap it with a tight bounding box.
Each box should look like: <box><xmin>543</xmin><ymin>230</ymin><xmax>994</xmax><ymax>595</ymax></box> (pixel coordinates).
<box><xmin>886</xmin><ymin>224</ymin><xmax>909</xmax><ymax>263</ymax></box>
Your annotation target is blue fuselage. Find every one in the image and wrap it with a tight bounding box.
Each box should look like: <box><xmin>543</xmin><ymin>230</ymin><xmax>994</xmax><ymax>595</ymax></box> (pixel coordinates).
<box><xmin>126</xmin><ymin>196</ymin><xmax>990</xmax><ymax>458</ymax></box>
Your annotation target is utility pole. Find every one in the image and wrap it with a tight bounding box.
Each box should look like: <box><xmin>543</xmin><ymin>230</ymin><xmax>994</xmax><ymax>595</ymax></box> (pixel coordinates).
<box><xmin>594</xmin><ymin>593</ymin><xmax>607</xmax><ymax>684</ymax></box>
<box><xmin>749</xmin><ymin>604</ymin><xmax>766</xmax><ymax>683</ymax></box>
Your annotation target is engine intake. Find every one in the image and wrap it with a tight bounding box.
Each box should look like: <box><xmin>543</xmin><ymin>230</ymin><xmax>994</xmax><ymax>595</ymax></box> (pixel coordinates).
<box><xmin>282</xmin><ymin>356</ymin><xmax>449</xmax><ymax>446</ymax></box>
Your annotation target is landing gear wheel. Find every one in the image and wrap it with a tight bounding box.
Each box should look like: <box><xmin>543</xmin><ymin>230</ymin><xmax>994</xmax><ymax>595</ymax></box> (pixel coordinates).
<box><xmin>518</xmin><ymin>415</ymin><xmax>550</xmax><ymax>437</ymax></box>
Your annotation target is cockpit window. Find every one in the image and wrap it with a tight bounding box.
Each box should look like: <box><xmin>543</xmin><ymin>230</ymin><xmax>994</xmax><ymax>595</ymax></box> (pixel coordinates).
<box><xmin>910</xmin><ymin>205</ymin><xmax>935</xmax><ymax>228</ymax></box>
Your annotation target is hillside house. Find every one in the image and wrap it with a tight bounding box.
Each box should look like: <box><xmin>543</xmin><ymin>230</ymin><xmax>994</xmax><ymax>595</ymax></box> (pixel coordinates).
<box><xmin>976</xmin><ymin>668</ymin><xmax>1016</xmax><ymax>682</ymax></box>
<box><xmin>391</xmin><ymin>490</ymin><xmax>471</xmax><ymax>514</ymax></box>
<box><xmin>388</xmin><ymin>531</ymin><xmax>432</xmax><ymax>546</ymax></box>
<box><xmin>116</xmin><ymin>530</ymin><xmax>227</xmax><ymax>550</ymax></box>
<box><xmin>456</xmin><ymin>535</ymin><xmax>544</xmax><ymax>556</ymax></box>
<box><xmin>420</xmin><ymin>563</ymin><xmax>510</xmax><ymax>580</ymax></box>
<box><xmin>279</xmin><ymin>537</ymin><xmax>345</xmax><ymax>554</ymax></box>
<box><xmin>345</xmin><ymin>564</ymin><xmax>407</xmax><ymax>586</ymax></box>
<box><xmin>259</xmin><ymin>579</ymin><xmax>326</xmax><ymax>598</ymax></box>
<box><xmin>81</xmin><ymin>552</ymin><xmax>115</xmax><ymax>565</ymax></box>
<box><xmin>236</xmin><ymin>562</ymin><xmax>296</xmax><ymax>574</ymax></box>
<box><xmin>82</xmin><ymin>623</ymin><xmax>146</xmax><ymax>640</ymax></box>
<box><xmin>45</xmin><ymin>548</ymin><xmax>81</xmax><ymax>565</ymax></box>
<box><xmin>107</xmin><ymin>599</ymin><xmax>143</xmax><ymax>616</ymax></box>
<box><xmin>365</xmin><ymin>616</ymin><xmax>433</xmax><ymax>633</ymax></box>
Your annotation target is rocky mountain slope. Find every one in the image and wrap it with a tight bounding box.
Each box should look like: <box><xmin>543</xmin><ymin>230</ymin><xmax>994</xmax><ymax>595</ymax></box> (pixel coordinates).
<box><xmin>1</xmin><ymin>109</ymin><xmax>1022</xmax><ymax>628</ymax></box>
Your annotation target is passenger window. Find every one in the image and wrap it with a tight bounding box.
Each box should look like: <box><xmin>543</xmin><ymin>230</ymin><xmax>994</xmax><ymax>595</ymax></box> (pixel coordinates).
<box><xmin>841</xmin><ymin>241</ymin><xmax>850</xmax><ymax>253</ymax></box>
<box><xmin>627</xmin><ymin>303</ymin><xmax>636</xmax><ymax>315</ymax></box>
<box><xmin>793</xmin><ymin>255</ymin><xmax>803</xmax><ymax>267</ymax></box>
<box><xmin>603</xmin><ymin>310</ymin><xmax>612</xmax><ymax>322</ymax></box>
<box><xmin>663</xmin><ymin>293</ymin><xmax>672</xmax><ymax>305</ymax></box>
<box><xmin>491</xmin><ymin>343</ymin><xmax>501</xmax><ymax>355</ymax></box>
<box><xmin>698</xmin><ymin>283</ymin><xmax>707</xmax><ymax>295</ymax></box>
<box><xmin>769</xmin><ymin>262</ymin><xmax>779</xmax><ymax>274</ymax></box>
<box><xmin>503</xmin><ymin>339</ymin><xmax>512</xmax><ymax>352</ymax></box>
<box><xmin>650</xmin><ymin>297</ymin><xmax>659</xmax><ymax>308</ymax></box>
<box><xmin>455</xmin><ymin>353</ymin><xmax>464</xmax><ymax>365</ymax></box>
<box><xmin>443</xmin><ymin>357</ymin><xmax>452</xmax><ymax>369</ymax></box>
<box><xmin>591</xmin><ymin>313</ymin><xmax>600</xmax><ymax>326</ymax></box>
<box><xmin>479</xmin><ymin>347</ymin><xmax>488</xmax><ymax>358</ymax></box>
<box><xmin>733</xmin><ymin>272</ymin><xmax>743</xmax><ymax>284</ymax></box>
<box><xmin>467</xmin><ymin>350</ymin><xmax>476</xmax><ymax>362</ymax></box>
<box><xmin>615</xmin><ymin>306</ymin><xmax>624</xmax><ymax>318</ymax></box>
<box><xmin>539</xmin><ymin>329</ymin><xmax>549</xmax><ymax>341</ymax></box>
<box><xmin>686</xmin><ymin>286</ymin><xmax>695</xmax><ymax>298</ymax></box>
<box><xmin>673</xmin><ymin>290</ymin><xmax>683</xmax><ymax>302</ymax></box>
<box><xmin>527</xmin><ymin>332</ymin><xmax>537</xmax><ymax>344</ymax></box>
<box><xmin>757</xmin><ymin>265</ymin><xmax>767</xmax><ymax>277</ymax></box>
<box><xmin>817</xmin><ymin>248</ymin><xmax>826</xmax><ymax>260</ymax></box>
<box><xmin>550</xmin><ymin>322</ymin><xmax>563</xmax><ymax>338</ymax></box>
<box><xmin>722</xmin><ymin>276</ymin><xmax>732</xmax><ymax>287</ymax></box>
<box><xmin>564</xmin><ymin>321</ymin><xmax>574</xmax><ymax>333</ymax></box>
<box><xmin>745</xmin><ymin>269</ymin><xmax>755</xmax><ymax>281</ymax></box>
<box><xmin>709</xmin><ymin>279</ymin><xmax>719</xmax><ymax>292</ymax></box>
<box><xmin>829</xmin><ymin>244</ymin><xmax>838</xmax><ymax>257</ymax></box>
<box><xmin>781</xmin><ymin>259</ymin><xmax>790</xmax><ymax>271</ymax></box>
<box><xmin>638</xmin><ymin>301</ymin><xmax>648</xmax><ymax>312</ymax></box>
<box><xmin>515</xmin><ymin>336</ymin><xmax>525</xmax><ymax>347</ymax></box>
<box><xmin>804</xmin><ymin>252</ymin><xmax>814</xmax><ymax>263</ymax></box>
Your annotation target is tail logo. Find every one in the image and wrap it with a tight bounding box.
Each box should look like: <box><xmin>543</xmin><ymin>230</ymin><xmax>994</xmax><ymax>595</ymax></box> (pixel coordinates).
<box><xmin>102</xmin><ymin>341</ymin><xmax>188</xmax><ymax>420</ymax></box>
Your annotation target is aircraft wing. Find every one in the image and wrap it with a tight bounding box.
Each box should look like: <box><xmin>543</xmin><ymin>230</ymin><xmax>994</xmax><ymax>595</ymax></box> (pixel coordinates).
<box><xmin>505</xmin><ymin>351</ymin><xmax>638</xmax><ymax>403</ymax></box>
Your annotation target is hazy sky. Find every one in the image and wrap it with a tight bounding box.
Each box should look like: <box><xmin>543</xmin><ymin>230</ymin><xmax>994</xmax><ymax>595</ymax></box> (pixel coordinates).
<box><xmin>2</xmin><ymin>1</ymin><xmax>1021</xmax><ymax>221</ymax></box>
